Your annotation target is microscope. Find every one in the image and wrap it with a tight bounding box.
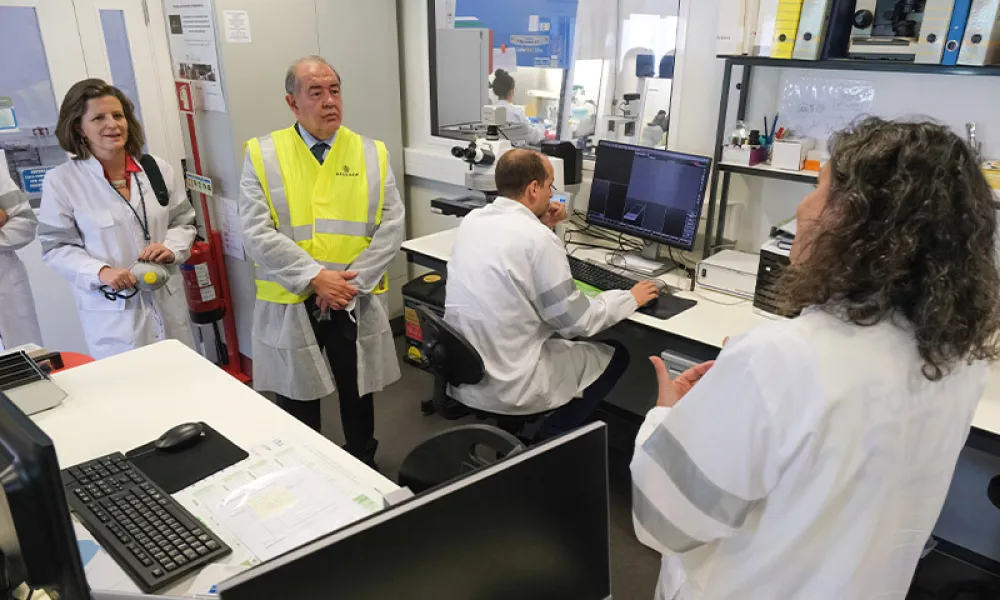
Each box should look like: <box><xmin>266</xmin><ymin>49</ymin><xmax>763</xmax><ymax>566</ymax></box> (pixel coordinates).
<box><xmin>450</xmin><ymin>105</ymin><xmax>513</xmax><ymax>199</ymax></box>
<box><xmin>849</xmin><ymin>0</ymin><xmax>953</xmax><ymax>63</ymax></box>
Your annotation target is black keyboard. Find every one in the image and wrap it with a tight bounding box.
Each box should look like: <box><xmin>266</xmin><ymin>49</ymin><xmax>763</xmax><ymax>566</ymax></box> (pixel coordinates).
<box><xmin>62</xmin><ymin>453</ymin><xmax>231</xmax><ymax>593</ymax></box>
<box><xmin>567</xmin><ymin>255</ymin><xmax>698</xmax><ymax>319</ymax></box>
<box><xmin>568</xmin><ymin>255</ymin><xmax>639</xmax><ymax>292</ymax></box>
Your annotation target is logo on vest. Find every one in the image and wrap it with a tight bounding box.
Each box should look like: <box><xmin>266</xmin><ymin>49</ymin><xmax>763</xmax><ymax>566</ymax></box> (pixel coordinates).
<box><xmin>338</xmin><ymin>165</ymin><xmax>359</xmax><ymax>177</ymax></box>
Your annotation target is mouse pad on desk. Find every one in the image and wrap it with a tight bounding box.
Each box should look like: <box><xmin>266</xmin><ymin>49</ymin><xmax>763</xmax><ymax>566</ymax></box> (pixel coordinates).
<box><xmin>125</xmin><ymin>423</ymin><xmax>248</xmax><ymax>494</ymax></box>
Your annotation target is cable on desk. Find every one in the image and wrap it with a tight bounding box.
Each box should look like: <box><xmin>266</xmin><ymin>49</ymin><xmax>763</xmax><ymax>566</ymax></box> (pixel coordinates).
<box><xmin>689</xmin><ymin>288</ymin><xmax>750</xmax><ymax>306</ymax></box>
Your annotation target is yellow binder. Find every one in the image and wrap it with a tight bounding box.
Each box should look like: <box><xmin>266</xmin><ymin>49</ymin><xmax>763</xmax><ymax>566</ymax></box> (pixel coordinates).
<box><xmin>770</xmin><ymin>0</ymin><xmax>805</xmax><ymax>58</ymax></box>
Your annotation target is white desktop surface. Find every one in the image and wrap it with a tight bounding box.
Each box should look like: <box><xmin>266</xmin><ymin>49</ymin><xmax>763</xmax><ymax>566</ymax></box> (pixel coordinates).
<box><xmin>402</xmin><ymin>228</ymin><xmax>1000</xmax><ymax>437</ymax></box>
<box><xmin>29</xmin><ymin>341</ymin><xmax>398</xmax><ymax>597</ymax></box>
<box><xmin>35</xmin><ymin>341</ymin><xmax>397</xmax><ymax>496</ymax></box>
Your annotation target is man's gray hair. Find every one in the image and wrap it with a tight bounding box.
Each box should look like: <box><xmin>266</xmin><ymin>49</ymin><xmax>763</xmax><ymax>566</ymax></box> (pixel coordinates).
<box><xmin>284</xmin><ymin>55</ymin><xmax>341</xmax><ymax>95</ymax></box>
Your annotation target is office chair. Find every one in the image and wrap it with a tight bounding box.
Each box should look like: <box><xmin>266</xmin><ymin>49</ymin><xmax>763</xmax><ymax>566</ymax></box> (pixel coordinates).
<box><xmin>397</xmin><ymin>424</ymin><xmax>526</xmax><ymax>494</ymax></box>
<box><xmin>414</xmin><ymin>306</ymin><xmax>545</xmax><ymax>436</ymax></box>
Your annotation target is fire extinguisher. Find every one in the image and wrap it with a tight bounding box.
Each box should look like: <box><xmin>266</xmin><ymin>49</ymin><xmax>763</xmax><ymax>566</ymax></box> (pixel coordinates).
<box><xmin>179</xmin><ymin>241</ymin><xmax>226</xmax><ymax>324</ymax></box>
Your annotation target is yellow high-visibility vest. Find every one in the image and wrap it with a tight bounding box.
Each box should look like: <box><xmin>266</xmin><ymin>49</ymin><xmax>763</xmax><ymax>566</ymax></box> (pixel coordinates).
<box><xmin>246</xmin><ymin>125</ymin><xmax>389</xmax><ymax>304</ymax></box>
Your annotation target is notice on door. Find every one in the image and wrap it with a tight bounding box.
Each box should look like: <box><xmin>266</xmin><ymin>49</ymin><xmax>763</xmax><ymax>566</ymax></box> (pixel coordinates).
<box><xmin>165</xmin><ymin>1</ymin><xmax>227</xmax><ymax>112</ymax></box>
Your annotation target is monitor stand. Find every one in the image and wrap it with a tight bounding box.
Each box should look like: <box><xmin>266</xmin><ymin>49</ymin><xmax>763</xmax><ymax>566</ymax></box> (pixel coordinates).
<box><xmin>622</xmin><ymin>241</ymin><xmax>670</xmax><ymax>277</ymax></box>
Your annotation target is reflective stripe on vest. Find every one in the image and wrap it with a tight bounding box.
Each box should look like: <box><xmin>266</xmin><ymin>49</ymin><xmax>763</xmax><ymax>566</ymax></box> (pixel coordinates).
<box><xmin>247</xmin><ymin>126</ymin><xmax>389</xmax><ymax>304</ymax></box>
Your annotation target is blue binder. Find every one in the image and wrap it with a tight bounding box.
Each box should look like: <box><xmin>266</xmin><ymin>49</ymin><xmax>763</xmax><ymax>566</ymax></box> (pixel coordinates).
<box><xmin>943</xmin><ymin>0</ymin><xmax>974</xmax><ymax>65</ymax></box>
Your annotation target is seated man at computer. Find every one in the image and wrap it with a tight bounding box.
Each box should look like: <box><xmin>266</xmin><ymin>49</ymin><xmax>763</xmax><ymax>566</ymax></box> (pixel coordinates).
<box><xmin>445</xmin><ymin>149</ymin><xmax>660</xmax><ymax>440</ymax></box>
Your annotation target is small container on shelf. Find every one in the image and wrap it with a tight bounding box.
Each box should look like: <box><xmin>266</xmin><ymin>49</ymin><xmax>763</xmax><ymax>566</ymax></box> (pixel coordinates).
<box><xmin>771</xmin><ymin>137</ymin><xmax>816</xmax><ymax>171</ymax></box>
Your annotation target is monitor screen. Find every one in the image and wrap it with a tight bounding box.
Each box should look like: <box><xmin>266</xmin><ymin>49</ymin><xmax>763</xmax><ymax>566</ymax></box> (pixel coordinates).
<box><xmin>219</xmin><ymin>423</ymin><xmax>611</xmax><ymax>600</ymax></box>
<box><xmin>586</xmin><ymin>141</ymin><xmax>712</xmax><ymax>250</ymax></box>
<box><xmin>0</xmin><ymin>392</ymin><xmax>90</xmax><ymax>600</ymax></box>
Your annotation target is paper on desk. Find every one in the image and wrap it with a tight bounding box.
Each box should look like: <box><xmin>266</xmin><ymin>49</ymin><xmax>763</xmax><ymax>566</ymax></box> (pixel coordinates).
<box><xmin>206</xmin><ymin>466</ymin><xmax>369</xmax><ymax>561</ymax></box>
<box><xmin>175</xmin><ymin>435</ymin><xmax>384</xmax><ymax>563</ymax></box>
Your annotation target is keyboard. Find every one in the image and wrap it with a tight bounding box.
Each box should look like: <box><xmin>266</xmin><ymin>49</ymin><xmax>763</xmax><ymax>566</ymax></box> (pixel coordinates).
<box><xmin>568</xmin><ymin>255</ymin><xmax>640</xmax><ymax>292</ymax></box>
<box><xmin>567</xmin><ymin>255</ymin><xmax>698</xmax><ymax>319</ymax></box>
<box><xmin>62</xmin><ymin>452</ymin><xmax>231</xmax><ymax>593</ymax></box>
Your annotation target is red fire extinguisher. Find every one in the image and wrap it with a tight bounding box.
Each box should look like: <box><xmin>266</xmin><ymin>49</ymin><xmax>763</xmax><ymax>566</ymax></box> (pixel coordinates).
<box><xmin>179</xmin><ymin>241</ymin><xmax>226</xmax><ymax>324</ymax></box>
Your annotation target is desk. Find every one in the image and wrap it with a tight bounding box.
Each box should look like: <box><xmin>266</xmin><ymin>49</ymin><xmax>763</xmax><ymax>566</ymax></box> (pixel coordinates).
<box><xmin>32</xmin><ymin>341</ymin><xmax>398</xmax><ymax>595</ymax></box>
<box><xmin>402</xmin><ymin>228</ymin><xmax>770</xmax><ymax>349</ymax></box>
<box><xmin>403</xmin><ymin>228</ymin><xmax>1000</xmax><ymax>440</ymax></box>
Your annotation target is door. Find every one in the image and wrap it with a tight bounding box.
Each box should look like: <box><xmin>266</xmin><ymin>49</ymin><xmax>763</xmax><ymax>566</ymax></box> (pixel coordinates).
<box><xmin>0</xmin><ymin>0</ymin><xmax>87</xmax><ymax>204</ymax></box>
<box><xmin>72</xmin><ymin>0</ymin><xmax>184</xmax><ymax>169</ymax></box>
<box><xmin>0</xmin><ymin>0</ymin><xmax>184</xmax><ymax>355</ymax></box>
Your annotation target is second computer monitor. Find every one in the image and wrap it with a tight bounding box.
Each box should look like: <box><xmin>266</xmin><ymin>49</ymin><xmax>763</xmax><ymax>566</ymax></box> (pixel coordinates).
<box><xmin>587</xmin><ymin>141</ymin><xmax>712</xmax><ymax>251</ymax></box>
<box><xmin>219</xmin><ymin>423</ymin><xmax>611</xmax><ymax>600</ymax></box>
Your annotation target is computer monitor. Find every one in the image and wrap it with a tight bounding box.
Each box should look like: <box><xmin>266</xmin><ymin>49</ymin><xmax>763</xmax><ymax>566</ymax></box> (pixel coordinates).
<box><xmin>0</xmin><ymin>391</ymin><xmax>90</xmax><ymax>600</ymax></box>
<box><xmin>219</xmin><ymin>422</ymin><xmax>611</xmax><ymax>600</ymax></box>
<box><xmin>587</xmin><ymin>140</ymin><xmax>712</xmax><ymax>251</ymax></box>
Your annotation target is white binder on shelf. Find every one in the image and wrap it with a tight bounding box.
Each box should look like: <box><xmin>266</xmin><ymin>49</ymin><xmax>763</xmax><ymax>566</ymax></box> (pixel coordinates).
<box><xmin>914</xmin><ymin>0</ymin><xmax>961</xmax><ymax>64</ymax></box>
<box><xmin>743</xmin><ymin>0</ymin><xmax>762</xmax><ymax>54</ymax></box>
<box><xmin>718</xmin><ymin>0</ymin><xmax>748</xmax><ymax>55</ymax></box>
<box><xmin>958</xmin><ymin>0</ymin><xmax>1000</xmax><ymax>65</ymax></box>
<box><xmin>755</xmin><ymin>0</ymin><xmax>782</xmax><ymax>55</ymax></box>
<box><xmin>792</xmin><ymin>0</ymin><xmax>833</xmax><ymax>59</ymax></box>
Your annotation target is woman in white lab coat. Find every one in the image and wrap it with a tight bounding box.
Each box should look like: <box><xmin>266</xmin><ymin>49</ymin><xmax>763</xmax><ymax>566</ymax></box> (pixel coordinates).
<box><xmin>490</xmin><ymin>69</ymin><xmax>546</xmax><ymax>145</ymax></box>
<box><xmin>0</xmin><ymin>167</ymin><xmax>43</xmax><ymax>350</ymax></box>
<box><xmin>631</xmin><ymin>118</ymin><xmax>1000</xmax><ymax>599</ymax></box>
<box><xmin>38</xmin><ymin>79</ymin><xmax>197</xmax><ymax>360</ymax></box>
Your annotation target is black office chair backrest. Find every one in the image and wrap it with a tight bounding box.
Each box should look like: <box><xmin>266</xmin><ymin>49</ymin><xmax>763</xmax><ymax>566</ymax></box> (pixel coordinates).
<box><xmin>415</xmin><ymin>306</ymin><xmax>485</xmax><ymax>387</ymax></box>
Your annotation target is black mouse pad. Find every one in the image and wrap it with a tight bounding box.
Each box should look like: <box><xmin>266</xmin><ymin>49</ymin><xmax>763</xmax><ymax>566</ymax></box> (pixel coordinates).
<box><xmin>125</xmin><ymin>422</ymin><xmax>248</xmax><ymax>494</ymax></box>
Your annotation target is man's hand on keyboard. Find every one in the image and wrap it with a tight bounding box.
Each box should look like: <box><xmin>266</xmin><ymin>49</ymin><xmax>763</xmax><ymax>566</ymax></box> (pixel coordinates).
<box><xmin>631</xmin><ymin>280</ymin><xmax>660</xmax><ymax>307</ymax></box>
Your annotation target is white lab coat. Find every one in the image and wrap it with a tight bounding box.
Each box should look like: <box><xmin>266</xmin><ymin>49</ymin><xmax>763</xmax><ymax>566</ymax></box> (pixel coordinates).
<box><xmin>496</xmin><ymin>99</ymin><xmax>546</xmax><ymax>145</ymax></box>
<box><xmin>238</xmin><ymin>149</ymin><xmax>405</xmax><ymax>402</ymax></box>
<box><xmin>631</xmin><ymin>308</ymin><xmax>987</xmax><ymax>600</ymax></box>
<box><xmin>37</xmin><ymin>156</ymin><xmax>197</xmax><ymax>360</ymax></box>
<box><xmin>445</xmin><ymin>197</ymin><xmax>637</xmax><ymax>414</ymax></box>
<box><xmin>0</xmin><ymin>171</ymin><xmax>42</xmax><ymax>350</ymax></box>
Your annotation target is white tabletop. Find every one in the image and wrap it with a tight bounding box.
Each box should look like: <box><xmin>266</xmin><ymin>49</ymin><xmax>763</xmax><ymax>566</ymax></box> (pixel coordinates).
<box><xmin>402</xmin><ymin>228</ymin><xmax>1000</xmax><ymax>436</ymax></box>
<box><xmin>402</xmin><ymin>228</ymin><xmax>770</xmax><ymax>349</ymax></box>
<box><xmin>36</xmin><ymin>340</ymin><xmax>398</xmax><ymax>495</ymax></box>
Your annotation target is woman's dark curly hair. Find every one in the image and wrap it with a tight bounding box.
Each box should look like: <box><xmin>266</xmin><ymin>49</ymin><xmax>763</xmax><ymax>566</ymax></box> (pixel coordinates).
<box><xmin>781</xmin><ymin>117</ymin><xmax>1000</xmax><ymax>381</ymax></box>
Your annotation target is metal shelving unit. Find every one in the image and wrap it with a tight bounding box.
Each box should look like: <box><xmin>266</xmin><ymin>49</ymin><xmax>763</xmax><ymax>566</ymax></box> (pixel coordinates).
<box><xmin>701</xmin><ymin>55</ymin><xmax>1000</xmax><ymax>258</ymax></box>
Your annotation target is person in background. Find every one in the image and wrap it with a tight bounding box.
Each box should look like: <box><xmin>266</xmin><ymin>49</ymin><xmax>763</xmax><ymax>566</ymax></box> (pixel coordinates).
<box><xmin>446</xmin><ymin>148</ymin><xmax>660</xmax><ymax>440</ymax></box>
<box><xmin>631</xmin><ymin>118</ymin><xmax>1000</xmax><ymax>599</ymax></box>
<box><xmin>239</xmin><ymin>56</ymin><xmax>404</xmax><ymax>468</ymax></box>
<box><xmin>0</xmin><ymin>166</ymin><xmax>43</xmax><ymax>350</ymax></box>
<box><xmin>490</xmin><ymin>69</ymin><xmax>546</xmax><ymax>146</ymax></box>
<box><xmin>38</xmin><ymin>79</ymin><xmax>196</xmax><ymax>360</ymax></box>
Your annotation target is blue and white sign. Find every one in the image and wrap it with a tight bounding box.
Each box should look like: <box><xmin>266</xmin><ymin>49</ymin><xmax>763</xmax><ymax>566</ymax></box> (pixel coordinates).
<box><xmin>455</xmin><ymin>0</ymin><xmax>578</xmax><ymax>69</ymax></box>
<box><xmin>18</xmin><ymin>166</ymin><xmax>55</xmax><ymax>195</ymax></box>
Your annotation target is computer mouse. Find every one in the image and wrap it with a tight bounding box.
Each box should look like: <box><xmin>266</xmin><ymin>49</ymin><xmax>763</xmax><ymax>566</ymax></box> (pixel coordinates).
<box><xmin>653</xmin><ymin>279</ymin><xmax>670</xmax><ymax>294</ymax></box>
<box><xmin>154</xmin><ymin>422</ymin><xmax>206</xmax><ymax>452</ymax></box>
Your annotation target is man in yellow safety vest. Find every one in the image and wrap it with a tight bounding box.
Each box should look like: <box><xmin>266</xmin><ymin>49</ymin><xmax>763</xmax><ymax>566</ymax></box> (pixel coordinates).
<box><xmin>238</xmin><ymin>55</ymin><xmax>404</xmax><ymax>468</ymax></box>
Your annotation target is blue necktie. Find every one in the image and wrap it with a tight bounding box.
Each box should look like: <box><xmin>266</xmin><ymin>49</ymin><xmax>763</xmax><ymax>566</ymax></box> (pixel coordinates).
<box><xmin>311</xmin><ymin>142</ymin><xmax>329</xmax><ymax>165</ymax></box>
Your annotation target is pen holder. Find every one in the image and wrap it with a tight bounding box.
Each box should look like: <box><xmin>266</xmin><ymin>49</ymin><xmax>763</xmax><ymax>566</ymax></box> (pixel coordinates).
<box><xmin>749</xmin><ymin>146</ymin><xmax>769</xmax><ymax>166</ymax></box>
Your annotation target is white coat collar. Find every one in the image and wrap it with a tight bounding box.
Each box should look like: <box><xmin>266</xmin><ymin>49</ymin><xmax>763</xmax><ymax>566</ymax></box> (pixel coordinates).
<box><xmin>80</xmin><ymin>155</ymin><xmax>106</xmax><ymax>177</ymax></box>
<box><xmin>493</xmin><ymin>196</ymin><xmax>539</xmax><ymax>220</ymax></box>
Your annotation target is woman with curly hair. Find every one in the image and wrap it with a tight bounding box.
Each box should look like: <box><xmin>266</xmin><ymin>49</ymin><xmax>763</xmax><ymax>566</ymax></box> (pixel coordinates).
<box><xmin>631</xmin><ymin>117</ymin><xmax>1000</xmax><ymax>599</ymax></box>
